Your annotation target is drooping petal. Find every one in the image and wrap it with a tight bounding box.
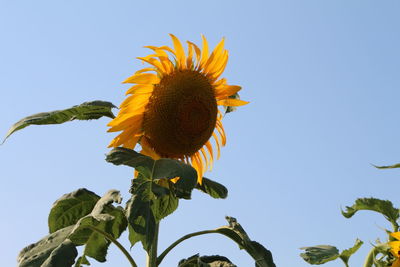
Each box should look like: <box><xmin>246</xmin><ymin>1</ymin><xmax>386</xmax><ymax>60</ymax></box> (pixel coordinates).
<box><xmin>217</xmin><ymin>98</ymin><xmax>249</xmax><ymax>107</ymax></box>
<box><xmin>123</xmin><ymin>73</ymin><xmax>159</xmax><ymax>84</ymax></box>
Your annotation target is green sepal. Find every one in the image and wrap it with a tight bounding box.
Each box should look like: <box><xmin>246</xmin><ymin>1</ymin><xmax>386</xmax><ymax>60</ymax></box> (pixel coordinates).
<box><xmin>179</xmin><ymin>254</ymin><xmax>236</xmax><ymax>267</ymax></box>
<box><xmin>49</xmin><ymin>188</ymin><xmax>100</xmax><ymax>233</ymax></box>
<box><xmin>17</xmin><ymin>226</ymin><xmax>77</xmax><ymax>267</ymax></box>
<box><xmin>195</xmin><ymin>177</ymin><xmax>228</xmax><ymax>199</ymax></box>
<box><xmin>341</xmin><ymin>198</ymin><xmax>399</xmax><ymax>227</ymax></box>
<box><xmin>300</xmin><ymin>245</ymin><xmax>340</xmax><ymax>264</ymax></box>
<box><xmin>3</xmin><ymin>100</ymin><xmax>116</xmax><ymax>143</ymax></box>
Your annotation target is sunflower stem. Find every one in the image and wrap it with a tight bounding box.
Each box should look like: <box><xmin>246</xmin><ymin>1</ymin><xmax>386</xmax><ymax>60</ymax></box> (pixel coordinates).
<box><xmin>147</xmin><ymin>222</ymin><xmax>160</xmax><ymax>267</ymax></box>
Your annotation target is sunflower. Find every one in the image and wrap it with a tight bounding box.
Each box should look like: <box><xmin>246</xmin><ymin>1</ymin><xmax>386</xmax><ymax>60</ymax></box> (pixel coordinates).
<box><xmin>389</xmin><ymin>232</ymin><xmax>400</xmax><ymax>267</ymax></box>
<box><xmin>108</xmin><ymin>34</ymin><xmax>248</xmax><ymax>183</ymax></box>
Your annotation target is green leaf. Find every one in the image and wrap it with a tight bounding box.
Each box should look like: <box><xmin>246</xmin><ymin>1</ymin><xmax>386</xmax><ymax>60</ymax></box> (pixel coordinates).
<box><xmin>339</xmin><ymin>239</ymin><xmax>363</xmax><ymax>265</ymax></box>
<box><xmin>127</xmin><ymin>175</ymin><xmax>179</xmax><ymax>251</ymax></box>
<box><xmin>107</xmin><ymin>147</ymin><xmax>197</xmax><ymax>179</ymax></box>
<box><xmin>152</xmin><ymin>189</ymin><xmax>179</xmax><ymax>221</ymax></box>
<box><xmin>74</xmin><ymin>255</ymin><xmax>90</xmax><ymax>267</ymax></box>
<box><xmin>3</xmin><ymin>100</ymin><xmax>116</xmax><ymax>143</ymax></box>
<box><xmin>69</xmin><ymin>190</ymin><xmax>127</xmax><ymax>262</ymax></box>
<box><xmin>49</xmin><ymin>188</ymin><xmax>100</xmax><ymax>233</ymax></box>
<box><xmin>107</xmin><ymin>147</ymin><xmax>198</xmax><ymax>199</ymax></box>
<box><xmin>215</xmin><ymin>217</ymin><xmax>276</xmax><ymax>267</ymax></box>
<box><xmin>179</xmin><ymin>254</ymin><xmax>236</xmax><ymax>267</ymax></box>
<box><xmin>195</xmin><ymin>177</ymin><xmax>228</xmax><ymax>199</ymax></box>
<box><xmin>300</xmin><ymin>245</ymin><xmax>340</xmax><ymax>265</ymax></box>
<box><xmin>126</xmin><ymin>195</ymin><xmax>156</xmax><ymax>251</ymax></box>
<box><xmin>374</xmin><ymin>163</ymin><xmax>400</xmax><ymax>169</ymax></box>
<box><xmin>341</xmin><ymin>198</ymin><xmax>399</xmax><ymax>226</ymax></box>
<box><xmin>18</xmin><ymin>225</ymin><xmax>76</xmax><ymax>267</ymax></box>
<box><xmin>41</xmin><ymin>240</ymin><xmax>78</xmax><ymax>267</ymax></box>
<box><xmin>19</xmin><ymin>189</ymin><xmax>127</xmax><ymax>267</ymax></box>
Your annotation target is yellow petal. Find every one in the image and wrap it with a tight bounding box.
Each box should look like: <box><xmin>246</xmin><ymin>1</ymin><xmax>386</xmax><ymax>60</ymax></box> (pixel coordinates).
<box><xmin>125</xmin><ymin>84</ymin><xmax>154</xmax><ymax>95</ymax></box>
<box><xmin>107</xmin><ymin>115</ymin><xmax>142</xmax><ymax>132</ymax></box>
<box><xmin>215</xmin><ymin>85</ymin><xmax>242</xmax><ymax>99</ymax></box>
<box><xmin>392</xmin><ymin>232</ymin><xmax>400</xmax><ymax>241</ymax></box>
<box><xmin>393</xmin><ymin>258</ymin><xmax>400</xmax><ymax>267</ymax></box>
<box><xmin>217</xmin><ymin>98</ymin><xmax>249</xmax><ymax>107</ymax></box>
<box><xmin>212</xmin><ymin>132</ymin><xmax>221</xmax><ymax>159</ymax></box>
<box><xmin>123</xmin><ymin>73</ymin><xmax>159</xmax><ymax>84</ymax></box>
<box><xmin>187</xmin><ymin>41</ymin><xmax>201</xmax><ymax>66</ymax></box>
<box><xmin>169</xmin><ymin>34</ymin><xmax>186</xmax><ymax>69</ymax></box>
<box><xmin>204</xmin><ymin>38</ymin><xmax>225</xmax><ymax>73</ymax></box>
<box><xmin>135</xmin><ymin>67</ymin><xmax>155</xmax><ymax>74</ymax></box>
<box><xmin>200</xmin><ymin>34</ymin><xmax>209</xmax><ymax>68</ymax></box>
<box><xmin>137</xmin><ymin>56</ymin><xmax>165</xmax><ymax>73</ymax></box>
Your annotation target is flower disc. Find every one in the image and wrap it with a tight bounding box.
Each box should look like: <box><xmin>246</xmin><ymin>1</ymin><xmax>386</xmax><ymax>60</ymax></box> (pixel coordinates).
<box><xmin>143</xmin><ymin>69</ymin><xmax>218</xmax><ymax>158</ymax></box>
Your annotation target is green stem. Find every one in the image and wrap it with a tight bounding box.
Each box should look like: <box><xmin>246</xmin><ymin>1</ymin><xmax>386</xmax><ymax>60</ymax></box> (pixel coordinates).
<box><xmin>88</xmin><ymin>226</ymin><xmax>138</xmax><ymax>267</ymax></box>
<box><xmin>147</xmin><ymin>222</ymin><xmax>160</xmax><ymax>267</ymax></box>
<box><xmin>362</xmin><ymin>246</ymin><xmax>376</xmax><ymax>267</ymax></box>
<box><xmin>157</xmin><ymin>230</ymin><xmax>218</xmax><ymax>265</ymax></box>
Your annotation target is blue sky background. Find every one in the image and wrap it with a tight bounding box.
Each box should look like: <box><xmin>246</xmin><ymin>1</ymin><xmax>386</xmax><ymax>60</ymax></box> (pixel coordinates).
<box><xmin>1</xmin><ymin>0</ymin><xmax>400</xmax><ymax>266</ymax></box>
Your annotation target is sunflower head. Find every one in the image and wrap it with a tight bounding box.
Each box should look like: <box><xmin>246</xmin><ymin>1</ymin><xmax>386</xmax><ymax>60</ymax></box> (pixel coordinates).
<box><xmin>108</xmin><ymin>34</ymin><xmax>248</xmax><ymax>183</ymax></box>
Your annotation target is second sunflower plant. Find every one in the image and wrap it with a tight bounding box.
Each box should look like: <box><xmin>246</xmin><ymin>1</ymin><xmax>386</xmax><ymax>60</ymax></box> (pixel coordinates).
<box><xmin>9</xmin><ymin>35</ymin><xmax>275</xmax><ymax>267</ymax></box>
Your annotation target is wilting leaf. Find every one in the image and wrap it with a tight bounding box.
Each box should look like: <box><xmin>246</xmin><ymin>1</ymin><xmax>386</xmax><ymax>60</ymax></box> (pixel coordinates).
<box><xmin>18</xmin><ymin>226</ymin><xmax>76</xmax><ymax>267</ymax></box>
<box><xmin>216</xmin><ymin>217</ymin><xmax>276</xmax><ymax>267</ymax></box>
<box><xmin>339</xmin><ymin>239</ymin><xmax>363</xmax><ymax>265</ymax></box>
<box><xmin>3</xmin><ymin>100</ymin><xmax>116</xmax><ymax>143</ymax></box>
<box><xmin>374</xmin><ymin>163</ymin><xmax>400</xmax><ymax>169</ymax></box>
<box><xmin>341</xmin><ymin>198</ymin><xmax>399</xmax><ymax>226</ymax></box>
<box><xmin>69</xmin><ymin>190</ymin><xmax>127</xmax><ymax>262</ymax></box>
<box><xmin>49</xmin><ymin>189</ymin><xmax>100</xmax><ymax>233</ymax></box>
<box><xmin>300</xmin><ymin>245</ymin><xmax>339</xmax><ymax>264</ymax></box>
<box><xmin>20</xmin><ymin>189</ymin><xmax>127</xmax><ymax>267</ymax></box>
<box><xmin>179</xmin><ymin>254</ymin><xmax>236</xmax><ymax>267</ymax></box>
<box><xmin>195</xmin><ymin>177</ymin><xmax>228</xmax><ymax>199</ymax></box>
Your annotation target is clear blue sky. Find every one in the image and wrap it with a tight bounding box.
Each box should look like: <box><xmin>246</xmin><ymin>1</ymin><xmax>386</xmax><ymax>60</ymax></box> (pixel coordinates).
<box><xmin>1</xmin><ymin>0</ymin><xmax>400</xmax><ymax>266</ymax></box>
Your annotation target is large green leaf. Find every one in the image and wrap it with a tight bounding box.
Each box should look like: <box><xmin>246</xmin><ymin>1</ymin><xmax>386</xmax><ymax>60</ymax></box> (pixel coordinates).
<box><xmin>18</xmin><ymin>226</ymin><xmax>76</xmax><ymax>267</ymax></box>
<box><xmin>49</xmin><ymin>188</ymin><xmax>100</xmax><ymax>233</ymax></box>
<box><xmin>195</xmin><ymin>177</ymin><xmax>228</xmax><ymax>199</ymax></box>
<box><xmin>341</xmin><ymin>198</ymin><xmax>399</xmax><ymax>227</ymax></box>
<box><xmin>19</xmin><ymin>189</ymin><xmax>127</xmax><ymax>267</ymax></box>
<box><xmin>179</xmin><ymin>254</ymin><xmax>236</xmax><ymax>267</ymax></box>
<box><xmin>300</xmin><ymin>245</ymin><xmax>339</xmax><ymax>264</ymax></box>
<box><xmin>339</xmin><ymin>239</ymin><xmax>363</xmax><ymax>265</ymax></box>
<box><xmin>3</xmin><ymin>100</ymin><xmax>115</xmax><ymax>143</ymax></box>
<box><xmin>127</xmin><ymin>174</ymin><xmax>179</xmax><ymax>251</ymax></box>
